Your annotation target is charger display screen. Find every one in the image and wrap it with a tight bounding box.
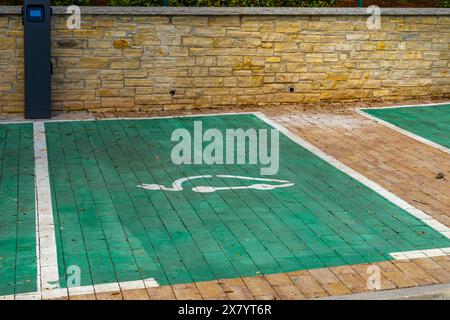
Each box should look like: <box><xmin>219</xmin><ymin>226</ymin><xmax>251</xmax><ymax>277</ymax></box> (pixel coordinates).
<box><xmin>26</xmin><ymin>6</ymin><xmax>44</xmax><ymax>22</ymax></box>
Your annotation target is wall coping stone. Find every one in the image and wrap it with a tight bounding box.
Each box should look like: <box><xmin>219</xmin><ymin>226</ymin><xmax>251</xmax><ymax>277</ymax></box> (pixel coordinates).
<box><xmin>1</xmin><ymin>6</ymin><xmax>450</xmax><ymax>16</ymax></box>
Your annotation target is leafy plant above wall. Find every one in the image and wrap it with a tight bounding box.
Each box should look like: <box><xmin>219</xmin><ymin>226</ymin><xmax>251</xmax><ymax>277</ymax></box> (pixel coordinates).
<box><xmin>0</xmin><ymin>0</ymin><xmax>449</xmax><ymax>6</ymax></box>
<box><xmin>0</xmin><ymin>0</ymin><xmax>337</xmax><ymax>5</ymax></box>
<box><xmin>108</xmin><ymin>0</ymin><xmax>335</xmax><ymax>6</ymax></box>
<box><xmin>51</xmin><ymin>0</ymin><xmax>90</xmax><ymax>5</ymax></box>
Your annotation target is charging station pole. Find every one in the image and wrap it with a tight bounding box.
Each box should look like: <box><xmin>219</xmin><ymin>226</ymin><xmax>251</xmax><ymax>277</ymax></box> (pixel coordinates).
<box><xmin>22</xmin><ymin>0</ymin><xmax>52</xmax><ymax>119</ymax></box>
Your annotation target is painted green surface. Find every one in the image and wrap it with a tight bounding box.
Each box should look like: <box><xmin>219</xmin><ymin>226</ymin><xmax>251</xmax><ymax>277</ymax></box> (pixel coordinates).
<box><xmin>363</xmin><ymin>104</ymin><xmax>450</xmax><ymax>150</ymax></box>
<box><xmin>45</xmin><ymin>115</ymin><xmax>450</xmax><ymax>288</ymax></box>
<box><xmin>0</xmin><ymin>123</ymin><xmax>36</xmax><ymax>296</ymax></box>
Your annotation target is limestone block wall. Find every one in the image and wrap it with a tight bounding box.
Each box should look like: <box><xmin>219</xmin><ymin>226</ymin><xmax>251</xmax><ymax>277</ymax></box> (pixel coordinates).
<box><xmin>0</xmin><ymin>7</ymin><xmax>449</xmax><ymax>113</ymax></box>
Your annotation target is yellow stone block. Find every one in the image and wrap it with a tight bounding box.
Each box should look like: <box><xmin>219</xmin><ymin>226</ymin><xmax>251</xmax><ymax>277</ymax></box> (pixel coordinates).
<box><xmin>101</xmin><ymin>97</ymin><xmax>134</xmax><ymax>108</ymax></box>
<box><xmin>208</xmin><ymin>16</ymin><xmax>240</xmax><ymax>27</ymax></box>
<box><xmin>265</xmin><ymin>57</ymin><xmax>282</xmax><ymax>63</ymax></box>
<box><xmin>194</xmin><ymin>27</ymin><xmax>226</xmax><ymax>37</ymax></box>
<box><xmin>182</xmin><ymin>37</ymin><xmax>214</xmax><ymax>47</ymax></box>
<box><xmin>274</xmin><ymin>43</ymin><xmax>298</xmax><ymax>52</ymax></box>
<box><xmin>80</xmin><ymin>57</ymin><xmax>110</xmax><ymax>69</ymax></box>
<box><xmin>112</xmin><ymin>39</ymin><xmax>130</xmax><ymax>49</ymax></box>
<box><xmin>124</xmin><ymin>78</ymin><xmax>153</xmax><ymax>87</ymax></box>
<box><xmin>0</xmin><ymin>38</ymin><xmax>16</xmax><ymax>50</ymax></box>
<box><xmin>111</xmin><ymin>58</ymin><xmax>140</xmax><ymax>69</ymax></box>
<box><xmin>73</xmin><ymin>29</ymin><xmax>104</xmax><ymax>38</ymax></box>
<box><xmin>275</xmin><ymin>21</ymin><xmax>302</xmax><ymax>33</ymax></box>
<box><xmin>237</xmin><ymin>76</ymin><xmax>264</xmax><ymax>88</ymax></box>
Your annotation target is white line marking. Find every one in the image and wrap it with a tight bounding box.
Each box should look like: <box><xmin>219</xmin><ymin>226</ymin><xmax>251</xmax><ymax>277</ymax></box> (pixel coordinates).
<box><xmin>7</xmin><ymin>278</ymin><xmax>159</xmax><ymax>300</ymax></box>
<box><xmin>390</xmin><ymin>247</ymin><xmax>450</xmax><ymax>260</ymax></box>
<box><xmin>33</xmin><ymin>122</ymin><xmax>61</xmax><ymax>299</ymax></box>
<box><xmin>355</xmin><ymin>101</ymin><xmax>450</xmax><ymax>110</ymax></box>
<box><xmin>144</xmin><ymin>278</ymin><xmax>159</xmax><ymax>289</ymax></box>
<box><xmin>0</xmin><ymin>111</ymin><xmax>258</xmax><ymax>125</ymax></box>
<box><xmin>253</xmin><ymin>112</ymin><xmax>450</xmax><ymax>240</ymax></box>
<box><xmin>5</xmin><ymin>292</ymin><xmax>42</xmax><ymax>300</ymax></box>
<box><xmin>0</xmin><ymin>120</ymin><xmax>34</xmax><ymax>124</ymax></box>
<box><xmin>119</xmin><ymin>280</ymin><xmax>146</xmax><ymax>291</ymax></box>
<box><xmin>39</xmin><ymin>288</ymin><xmax>68</xmax><ymax>300</ymax></box>
<box><xmin>13</xmin><ymin>292</ymin><xmax>44</xmax><ymax>300</ymax></box>
<box><xmin>68</xmin><ymin>285</ymin><xmax>94</xmax><ymax>297</ymax></box>
<box><xmin>33</xmin><ymin>162</ymin><xmax>42</xmax><ymax>300</ymax></box>
<box><xmin>355</xmin><ymin>108</ymin><xmax>450</xmax><ymax>155</ymax></box>
<box><xmin>94</xmin><ymin>278</ymin><xmax>158</xmax><ymax>293</ymax></box>
<box><xmin>94</xmin><ymin>282</ymin><xmax>120</xmax><ymax>294</ymax></box>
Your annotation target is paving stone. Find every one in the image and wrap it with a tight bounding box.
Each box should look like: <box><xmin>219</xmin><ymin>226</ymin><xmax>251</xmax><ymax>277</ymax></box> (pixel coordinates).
<box><xmin>172</xmin><ymin>284</ymin><xmax>202</xmax><ymax>300</ymax></box>
<box><xmin>69</xmin><ymin>294</ymin><xmax>97</xmax><ymax>300</ymax></box>
<box><xmin>219</xmin><ymin>278</ymin><xmax>255</xmax><ymax>300</ymax></box>
<box><xmin>147</xmin><ymin>286</ymin><xmax>176</xmax><ymax>300</ymax></box>
<box><xmin>121</xmin><ymin>289</ymin><xmax>150</xmax><ymax>300</ymax></box>
<box><xmin>309</xmin><ymin>268</ymin><xmax>342</xmax><ymax>286</ymax></box>
<box><xmin>331</xmin><ymin>267</ymin><xmax>368</xmax><ymax>293</ymax></box>
<box><xmin>271</xmin><ymin>285</ymin><xmax>305</xmax><ymax>300</ymax></box>
<box><xmin>242</xmin><ymin>276</ymin><xmax>280</xmax><ymax>300</ymax></box>
<box><xmin>393</xmin><ymin>261</ymin><xmax>439</xmax><ymax>286</ymax></box>
<box><xmin>322</xmin><ymin>283</ymin><xmax>352</xmax><ymax>296</ymax></box>
<box><xmin>288</xmin><ymin>272</ymin><xmax>328</xmax><ymax>298</ymax></box>
<box><xmin>195</xmin><ymin>281</ymin><xmax>228</xmax><ymax>299</ymax></box>
<box><xmin>351</xmin><ymin>263</ymin><xmax>397</xmax><ymax>291</ymax></box>
<box><xmin>95</xmin><ymin>291</ymin><xmax>123</xmax><ymax>300</ymax></box>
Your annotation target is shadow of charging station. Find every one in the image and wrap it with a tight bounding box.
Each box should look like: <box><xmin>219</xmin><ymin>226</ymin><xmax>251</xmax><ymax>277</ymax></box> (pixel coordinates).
<box><xmin>22</xmin><ymin>0</ymin><xmax>52</xmax><ymax>119</ymax></box>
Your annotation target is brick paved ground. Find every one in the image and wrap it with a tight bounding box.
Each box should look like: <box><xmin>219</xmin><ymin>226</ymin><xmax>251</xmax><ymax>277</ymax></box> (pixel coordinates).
<box><xmin>1</xmin><ymin>100</ymin><xmax>449</xmax><ymax>300</ymax></box>
<box><xmin>61</xmin><ymin>101</ymin><xmax>450</xmax><ymax>300</ymax></box>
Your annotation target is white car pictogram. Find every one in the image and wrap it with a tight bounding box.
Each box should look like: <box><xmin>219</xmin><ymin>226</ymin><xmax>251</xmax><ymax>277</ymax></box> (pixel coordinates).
<box><xmin>137</xmin><ymin>175</ymin><xmax>294</xmax><ymax>193</ymax></box>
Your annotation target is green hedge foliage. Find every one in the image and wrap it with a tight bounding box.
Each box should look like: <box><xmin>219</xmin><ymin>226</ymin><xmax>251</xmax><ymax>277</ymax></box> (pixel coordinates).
<box><xmin>22</xmin><ymin>0</ymin><xmax>337</xmax><ymax>6</ymax></box>
<box><xmin>108</xmin><ymin>0</ymin><xmax>335</xmax><ymax>6</ymax></box>
<box><xmin>1</xmin><ymin>0</ymin><xmax>335</xmax><ymax>6</ymax></box>
<box><xmin>1</xmin><ymin>0</ymin><xmax>449</xmax><ymax>7</ymax></box>
<box><xmin>52</xmin><ymin>0</ymin><xmax>90</xmax><ymax>5</ymax></box>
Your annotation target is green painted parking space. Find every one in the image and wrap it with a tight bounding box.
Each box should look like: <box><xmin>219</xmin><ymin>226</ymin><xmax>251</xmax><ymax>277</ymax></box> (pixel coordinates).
<box><xmin>45</xmin><ymin>114</ymin><xmax>450</xmax><ymax>289</ymax></box>
<box><xmin>0</xmin><ymin>123</ymin><xmax>36</xmax><ymax>296</ymax></box>
<box><xmin>362</xmin><ymin>104</ymin><xmax>450</xmax><ymax>150</ymax></box>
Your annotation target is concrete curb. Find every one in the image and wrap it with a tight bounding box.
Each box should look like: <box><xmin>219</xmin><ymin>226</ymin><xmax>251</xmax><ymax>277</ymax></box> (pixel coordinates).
<box><xmin>317</xmin><ymin>283</ymin><xmax>450</xmax><ymax>300</ymax></box>
<box><xmin>1</xmin><ymin>6</ymin><xmax>450</xmax><ymax>16</ymax></box>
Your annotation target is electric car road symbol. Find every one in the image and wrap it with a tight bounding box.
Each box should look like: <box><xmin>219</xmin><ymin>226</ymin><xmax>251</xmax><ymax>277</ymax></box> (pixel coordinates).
<box><xmin>137</xmin><ymin>175</ymin><xmax>294</xmax><ymax>193</ymax></box>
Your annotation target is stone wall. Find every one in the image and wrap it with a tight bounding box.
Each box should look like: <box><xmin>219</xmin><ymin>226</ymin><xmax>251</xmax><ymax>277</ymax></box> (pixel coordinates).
<box><xmin>0</xmin><ymin>7</ymin><xmax>449</xmax><ymax>113</ymax></box>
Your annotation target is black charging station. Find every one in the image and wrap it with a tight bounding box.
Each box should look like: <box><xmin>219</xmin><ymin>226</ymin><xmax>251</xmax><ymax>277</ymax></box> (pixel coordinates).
<box><xmin>22</xmin><ymin>0</ymin><xmax>52</xmax><ymax>119</ymax></box>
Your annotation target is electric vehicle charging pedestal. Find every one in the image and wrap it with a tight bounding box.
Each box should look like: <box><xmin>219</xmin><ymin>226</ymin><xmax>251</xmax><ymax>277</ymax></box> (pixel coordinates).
<box><xmin>22</xmin><ymin>0</ymin><xmax>52</xmax><ymax>119</ymax></box>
